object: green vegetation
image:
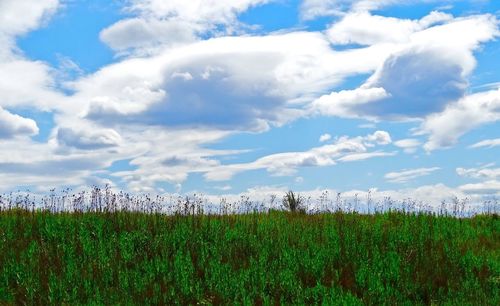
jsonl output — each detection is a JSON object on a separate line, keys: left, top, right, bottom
{"left": 0, "top": 210, "right": 498, "bottom": 305}
{"left": 282, "top": 191, "right": 306, "bottom": 213}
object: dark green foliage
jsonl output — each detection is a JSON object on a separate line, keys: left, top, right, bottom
{"left": 282, "top": 191, "right": 305, "bottom": 213}
{"left": 0, "top": 210, "right": 498, "bottom": 305}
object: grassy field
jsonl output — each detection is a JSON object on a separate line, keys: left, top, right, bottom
{"left": 0, "top": 210, "right": 498, "bottom": 305}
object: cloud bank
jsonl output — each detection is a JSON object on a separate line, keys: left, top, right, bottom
{"left": 0, "top": 0, "right": 498, "bottom": 199}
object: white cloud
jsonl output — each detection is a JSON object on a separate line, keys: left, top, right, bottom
{"left": 419, "top": 88, "right": 500, "bottom": 151}
{"left": 356, "top": 13, "right": 498, "bottom": 119}
{"left": 312, "top": 12, "right": 498, "bottom": 151}
{"left": 71, "top": 9, "right": 495, "bottom": 192}
{"left": 0, "top": 107, "right": 39, "bottom": 138}
{"left": 205, "top": 131, "right": 393, "bottom": 181}
{"left": 71, "top": 31, "right": 385, "bottom": 132}
{"left": 56, "top": 126, "right": 122, "bottom": 150}
{"left": 385, "top": 167, "right": 440, "bottom": 183}
{"left": 0, "top": 59, "right": 66, "bottom": 112}
{"left": 300, "top": 0, "right": 459, "bottom": 20}
{"left": 215, "top": 185, "right": 232, "bottom": 191}
{"left": 327, "top": 11, "right": 452, "bottom": 46}
{"left": 0, "top": 0, "right": 125, "bottom": 191}
{"left": 469, "top": 138, "right": 500, "bottom": 149}
{"left": 319, "top": 133, "right": 331, "bottom": 142}
{"left": 299, "top": 0, "right": 410, "bottom": 20}
{"left": 100, "top": 0, "right": 271, "bottom": 53}
{"left": 0, "top": 136, "right": 131, "bottom": 192}
{"left": 369, "top": 182, "right": 490, "bottom": 209}
{"left": 126, "top": 0, "right": 270, "bottom": 23}
{"left": 473, "top": 81, "right": 500, "bottom": 91}
{"left": 109, "top": 128, "right": 233, "bottom": 192}
{"left": 349, "top": 1, "right": 496, "bottom": 14}
{"left": 300, "top": 0, "right": 349, "bottom": 20}
{"left": 365, "top": 130, "right": 392, "bottom": 145}
{"left": 0, "top": 0, "right": 59, "bottom": 38}
{"left": 456, "top": 166, "right": 500, "bottom": 180}
{"left": 100, "top": 18, "right": 198, "bottom": 53}
{"left": 459, "top": 180, "right": 500, "bottom": 195}
{"left": 394, "top": 138, "right": 421, "bottom": 153}
{"left": 93, "top": 12, "right": 497, "bottom": 145}
{"left": 312, "top": 12, "right": 498, "bottom": 123}
{"left": 456, "top": 164, "right": 500, "bottom": 195}
{"left": 337, "top": 151, "right": 396, "bottom": 162}
{"left": 0, "top": 0, "right": 65, "bottom": 113}
{"left": 0, "top": 0, "right": 498, "bottom": 195}
{"left": 312, "top": 87, "right": 389, "bottom": 118}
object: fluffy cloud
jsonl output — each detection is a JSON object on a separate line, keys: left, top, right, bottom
{"left": 110, "top": 129, "right": 393, "bottom": 190}
{"left": 0, "top": 1, "right": 136, "bottom": 191}
{"left": 0, "top": 0, "right": 120, "bottom": 191}
{"left": 74, "top": 31, "right": 373, "bottom": 131}
{"left": 313, "top": 13, "right": 498, "bottom": 121}
{"left": 319, "top": 133, "right": 332, "bottom": 142}
{"left": 0, "top": 0, "right": 64, "bottom": 112}
{"left": 1, "top": 0, "right": 498, "bottom": 195}
{"left": 100, "top": 0, "right": 271, "bottom": 53}
{"left": 205, "top": 131, "right": 393, "bottom": 181}
{"left": 300, "top": 0, "right": 407, "bottom": 20}
{"left": 455, "top": 163, "right": 500, "bottom": 196}
{"left": 358, "top": 47, "right": 467, "bottom": 118}
{"left": 300, "top": 0, "right": 457, "bottom": 20}
{"left": 0, "top": 107, "right": 39, "bottom": 138}
{"left": 327, "top": 11, "right": 451, "bottom": 45}
{"left": 72, "top": 9, "right": 473, "bottom": 192}
{"left": 126, "top": 0, "right": 270, "bottom": 23}
{"left": 93, "top": 11, "right": 498, "bottom": 136}
{"left": 0, "top": 136, "right": 122, "bottom": 191}
{"left": 364, "top": 130, "right": 392, "bottom": 145}
{"left": 385, "top": 167, "right": 440, "bottom": 183}
{"left": 456, "top": 165, "right": 500, "bottom": 180}
{"left": 311, "top": 87, "right": 389, "bottom": 118}
{"left": 459, "top": 181, "right": 500, "bottom": 195}
{"left": 0, "top": 0, "right": 59, "bottom": 38}
{"left": 110, "top": 128, "right": 233, "bottom": 192}
{"left": 73, "top": 1, "right": 422, "bottom": 191}
{"left": 300, "top": 0, "right": 350, "bottom": 20}
{"left": 419, "top": 88, "right": 500, "bottom": 151}
{"left": 394, "top": 138, "right": 421, "bottom": 154}
{"left": 56, "top": 127, "right": 122, "bottom": 150}
{"left": 100, "top": 18, "right": 198, "bottom": 52}
{"left": 0, "top": 59, "right": 63, "bottom": 110}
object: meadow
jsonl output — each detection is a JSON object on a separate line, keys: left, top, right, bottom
{"left": 0, "top": 189, "right": 499, "bottom": 305}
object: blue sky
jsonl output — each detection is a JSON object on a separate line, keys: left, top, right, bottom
{"left": 0, "top": 0, "right": 499, "bottom": 204}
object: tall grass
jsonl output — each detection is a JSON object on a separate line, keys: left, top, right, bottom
{"left": 0, "top": 209, "right": 498, "bottom": 304}
{"left": 0, "top": 188, "right": 498, "bottom": 304}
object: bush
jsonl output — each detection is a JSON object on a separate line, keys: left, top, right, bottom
{"left": 282, "top": 191, "right": 305, "bottom": 213}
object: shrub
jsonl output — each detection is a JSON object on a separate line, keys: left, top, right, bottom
{"left": 282, "top": 191, "right": 305, "bottom": 213}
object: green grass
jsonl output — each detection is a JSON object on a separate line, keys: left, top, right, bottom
{"left": 0, "top": 210, "right": 498, "bottom": 305}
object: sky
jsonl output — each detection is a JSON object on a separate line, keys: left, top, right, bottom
{"left": 0, "top": 0, "right": 499, "bottom": 206}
